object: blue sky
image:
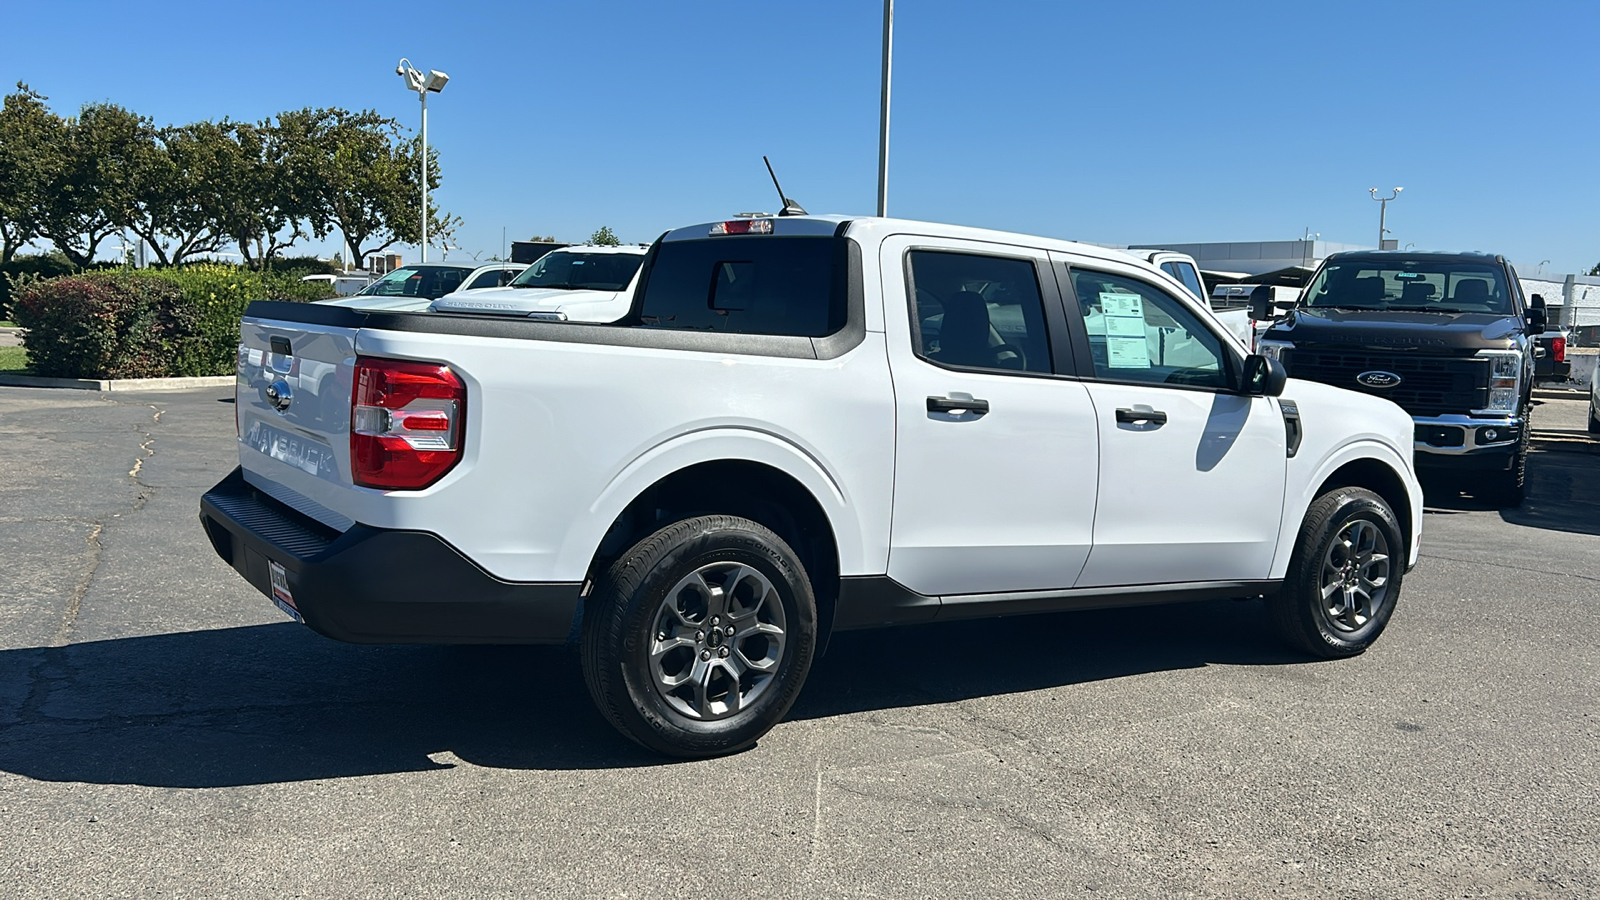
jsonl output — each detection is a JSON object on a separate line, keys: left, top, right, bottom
{"left": 5, "top": 0, "right": 1597, "bottom": 274}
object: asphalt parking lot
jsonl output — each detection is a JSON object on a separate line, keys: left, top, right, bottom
{"left": 1, "top": 385, "right": 1595, "bottom": 898}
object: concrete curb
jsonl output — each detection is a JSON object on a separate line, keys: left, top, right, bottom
{"left": 0, "top": 374, "right": 236, "bottom": 392}
{"left": 1533, "top": 387, "right": 1589, "bottom": 400}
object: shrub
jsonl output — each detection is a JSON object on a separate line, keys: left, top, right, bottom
{"left": 266, "top": 255, "right": 340, "bottom": 276}
{"left": 11, "top": 273, "right": 193, "bottom": 379}
{"left": 0, "top": 253, "right": 77, "bottom": 320}
{"left": 12, "top": 264, "right": 335, "bottom": 379}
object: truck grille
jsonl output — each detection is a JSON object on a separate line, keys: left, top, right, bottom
{"left": 1281, "top": 349, "right": 1489, "bottom": 417}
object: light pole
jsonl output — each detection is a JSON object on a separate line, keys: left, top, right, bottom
{"left": 1369, "top": 186, "right": 1402, "bottom": 248}
{"left": 877, "top": 0, "right": 893, "bottom": 217}
{"left": 396, "top": 58, "right": 449, "bottom": 263}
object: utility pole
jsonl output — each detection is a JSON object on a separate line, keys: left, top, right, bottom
{"left": 1369, "top": 187, "right": 1402, "bottom": 248}
{"left": 877, "top": 0, "right": 893, "bottom": 217}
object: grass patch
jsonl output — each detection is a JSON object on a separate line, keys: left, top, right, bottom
{"left": 0, "top": 345, "right": 31, "bottom": 374}
{"left": 0, "top": 320, "right": 17, "bottom": 328}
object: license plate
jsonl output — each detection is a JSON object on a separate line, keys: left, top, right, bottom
{"left": 268, "top": 560, "right": 303, "bottom": 623}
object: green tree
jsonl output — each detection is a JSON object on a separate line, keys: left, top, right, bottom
{"left": 527, "top": 234, "right": 557, "bottom": 242}
{"left": 189, "top": 119, "right": 310, "bottom": 268}
{"left": 32, "top": 101, "right": 123, "bottom": 267}
{"left": 588, "top": 226, "right": 621, "bottom": 246}
{"left": 0, "top": 83, "right": 59, "bottom": 263}
{"left": 277, "top": 107, "right": 458, "bottom": 264}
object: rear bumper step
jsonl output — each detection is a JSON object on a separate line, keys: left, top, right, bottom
{"left": 200, "top": 467, "right": 581, "bottom": 644}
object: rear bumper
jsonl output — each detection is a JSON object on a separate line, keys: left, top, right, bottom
{"left": 200, "top": 467, "right": 581, "bottom": 644}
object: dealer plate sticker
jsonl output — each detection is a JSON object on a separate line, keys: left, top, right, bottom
{"left": 268, "top": 560, "right": 303, "bottom": 623}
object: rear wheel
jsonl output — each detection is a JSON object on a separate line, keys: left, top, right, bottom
{"left": 581, "top": 515, "right": 817, "bottom": 758}
{"left": 1269, "top": 487, "right": 1404, "bottom": 659}
{"left": 1588, "top": 401, "right": 1600, "bottom": 434}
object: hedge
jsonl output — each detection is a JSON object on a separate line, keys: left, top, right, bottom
{"left": 0, "top": 254, "right": 78, "bottom": 320}
{"left": 11, "top": 265, "right": 336, "bottom": 379}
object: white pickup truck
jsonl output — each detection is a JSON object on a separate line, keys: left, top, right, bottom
{"left": 201, "top": 214, "right": 1422, "bottom": 757}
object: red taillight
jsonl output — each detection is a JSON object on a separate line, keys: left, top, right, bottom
{"left": 1552, "top": 336, "right": 1566, "bottom": 363}
{"left": 350, "top": 356, "right": 465, "bottom": 490}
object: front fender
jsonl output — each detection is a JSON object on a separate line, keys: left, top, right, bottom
{"left": 1270, "top": 437, "right": 1422, "bottom": 577}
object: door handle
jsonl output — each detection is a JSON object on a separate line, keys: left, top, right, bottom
{"left": 1114, "top": 406, "right": 1167, "bottom": 426}
{"left": 927, "top": 396, "right": 990, "bottom": 416}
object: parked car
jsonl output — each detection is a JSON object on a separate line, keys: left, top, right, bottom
{"left": 203, "top": 214, "right": 1422, "bottom": 757}
{"left": 1128, "top": 249, "right": 1252, "bottom": 350}
{"left": 1256, "top": 251, "right": 1543, "bottom": 506}
{"left": 430, "top": 245, "right": 648, "bottom": 322}
{"left": 299, "top": 273, "right": 376, "bottom": 296}
{"left": 1532, "top": 316, "right": 1572, "bottom": 385}
{"left": 323, "top": 262, "right": 526, "bottom": 312}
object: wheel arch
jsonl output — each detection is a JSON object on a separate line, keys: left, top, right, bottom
{"left": 1273, "top": 441, "right": 1421, "bottom": 577}
{"left": 567, "top": 438, "right": 851, "bottom": 649}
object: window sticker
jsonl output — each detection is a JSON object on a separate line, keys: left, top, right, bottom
{"left": 1099, "top": 291, "right": 1150, "bottom": 369}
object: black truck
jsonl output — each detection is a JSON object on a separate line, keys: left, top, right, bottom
{"left": 1255, "top": 251, "right": 1546, "bottom": 506}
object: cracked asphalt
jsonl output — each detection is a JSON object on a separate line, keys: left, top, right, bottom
{"left": 0, "top": 385, "right": 1596, "bottom": 898}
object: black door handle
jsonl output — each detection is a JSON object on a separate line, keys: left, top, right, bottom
{"left": 1115, "top": 406, "right": 1167, "bottom": 426}
{"left": 927, "top": 396, "right": 990, "bottom": 416}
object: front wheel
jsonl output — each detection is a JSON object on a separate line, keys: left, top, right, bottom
{"left": 581, "top": 515, "right": 817, "bottom": 758}
{"left": 1269, "top": 487, "right": 1405, "bottom": 659}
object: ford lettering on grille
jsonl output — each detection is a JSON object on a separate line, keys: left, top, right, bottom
{"left": 1356, "top": 370, "right": 1403, "bottom": 389}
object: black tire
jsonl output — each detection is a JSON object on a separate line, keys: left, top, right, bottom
{"left": 1480, "top": 410, "right": 1530, "bottom": 508}
{"left": 581, "top": 515, "right": 817, "bottom": 758}
{"left": 1588, "top": 403, "right": 1600, "bottom": 435}
{"left": 1269, "top": 487, "right": 1405, "bottom": 659}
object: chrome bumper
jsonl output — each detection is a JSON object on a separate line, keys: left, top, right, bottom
{"left": 1412, "top": 413, "right": 1521, "bottom": 456}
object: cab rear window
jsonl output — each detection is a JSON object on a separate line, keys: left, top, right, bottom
{"left": 636, "top": 237, "right": 847, "bottom": 337}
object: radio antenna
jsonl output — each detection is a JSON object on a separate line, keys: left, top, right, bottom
{"left": 763, "top": 156, "right": 807, "bottom": 217}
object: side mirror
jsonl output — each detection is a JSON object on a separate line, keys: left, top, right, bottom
{"left": 1526, "top": 305, "right": 1547, "bottom": 335}
{"left": 1242, "top": 354, "right": 1287, "bottom": 397}
{"left": 1531, "top": 293, "right": 1546, "bottom": 309}
{"left": 1247, "top": 285, "right": 1275, "bottom": 321}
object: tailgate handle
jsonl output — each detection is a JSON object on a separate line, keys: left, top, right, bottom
{"left": 270, "top": 336, "right": 292, "bottom": 357}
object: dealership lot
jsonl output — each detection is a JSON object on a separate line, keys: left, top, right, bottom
{"left": 0, "top": 385, "right": 1595, "bottom": 898}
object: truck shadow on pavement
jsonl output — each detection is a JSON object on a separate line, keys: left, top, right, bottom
{"left": 0, "top": 598, "right": 1305, "bottom": 787}
{"left": 1422, "top": 447, "right": 1600, "bottom": 537}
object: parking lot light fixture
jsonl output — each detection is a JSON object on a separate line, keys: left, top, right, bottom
{"left": 1370, "top": 187, "right": 1402, "bottom": 248}
{"left": 396, "top": 58, "right": 449, "bottom": 263}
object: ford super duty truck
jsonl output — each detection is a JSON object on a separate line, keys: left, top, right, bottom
{"left": 201, "top": 215, "right": 1422, "bottom": 758}
{"left": 1256, "top": 251, "right": 1544, "bottom": 506}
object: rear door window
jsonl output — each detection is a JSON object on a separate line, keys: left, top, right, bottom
{"left": 907, "top": 250, "right": 1052, "bottom": 374}
{"left": 637, "top": 237, "right": 847, "bottom": 336}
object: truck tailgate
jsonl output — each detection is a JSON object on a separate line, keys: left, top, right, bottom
{"left": 236, "top": 313, "right": 360, "bottom": 530}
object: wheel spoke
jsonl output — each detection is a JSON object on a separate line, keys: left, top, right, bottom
{"left": 690, "top": 658, "right": 713, "bottom": 718}
{"left": 1340, "top": 588, "right": 1361, "bottom": 628}
{"left": 718, "top": 662, "right": 744, "bottom": 714}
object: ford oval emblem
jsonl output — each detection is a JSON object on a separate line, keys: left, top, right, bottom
{"left": 264, "top": 379, "right": 293, "bottom": 412}
{"left": 1356, "top": 370, "right": 1402, "bottom": 389}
